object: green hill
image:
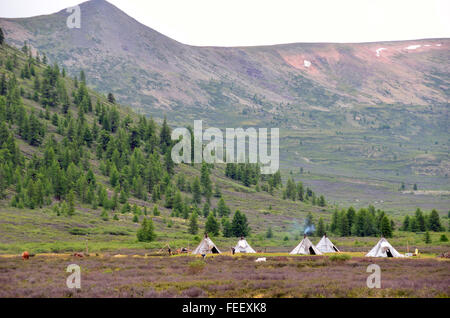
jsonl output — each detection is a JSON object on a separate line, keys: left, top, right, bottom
{"left": 0, "top": 42, "right": 347, "bottom": 254}
{"left": 0, "top": 35, "right": 448, "bottom": 255}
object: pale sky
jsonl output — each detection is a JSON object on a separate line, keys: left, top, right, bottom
{"left": 1, "top": 0, "right": 449, "bottom": 46}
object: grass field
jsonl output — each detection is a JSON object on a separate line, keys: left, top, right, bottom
{"left": 1, "top": 253, "right": 448, "bottom": 298}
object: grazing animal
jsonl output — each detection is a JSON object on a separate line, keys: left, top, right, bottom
{"left": 73, "top": 252, "right": 84, "bottom": 257}
{"left": 22, "top": 251, "right": 30, "bottom": 260}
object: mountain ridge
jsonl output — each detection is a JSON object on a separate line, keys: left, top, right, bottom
{"left": 1, "top": 0, "right": 447, "bottom": 110}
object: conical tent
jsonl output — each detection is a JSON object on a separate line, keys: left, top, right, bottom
{"left": 316, "top": 234, "right": 340, "bottom": 253}
{"left": 234, "top": 238, "right": 256, "bottom": 253}
{"left": 290, "top": 236, "right": 323, "bottom": 255}
{"left": 365, "top": 238, "right": 404, "bottom": 257}
{"left": 192, "top": 235, "right": 221, "bottom": 255}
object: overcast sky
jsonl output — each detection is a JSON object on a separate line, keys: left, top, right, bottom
{"left": 1, "top": 0, "right": 449, "bottom": 46}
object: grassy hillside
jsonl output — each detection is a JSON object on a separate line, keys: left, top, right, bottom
{"left": 0, "top": 43, "right": 340, "bottom": 254}
{"left": 0, "top": 43, "right": 448, "bottom": 256}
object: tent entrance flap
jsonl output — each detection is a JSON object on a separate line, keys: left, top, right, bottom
{"left": 309, "top": 246, "right": 316, "bottom": 255}
{"left": 386, "top": 249, "right": 393, "bottom": 257}
{"left": 212, "top": 247, "right": 219, "bottom": 254}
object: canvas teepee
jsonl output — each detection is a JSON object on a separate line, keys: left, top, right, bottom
{"left": 192, "top": 234, "right": 221, "bottom": 255}
{"left": 290, "top": 235, "right": 323, "bottom": 255}
{"left": 234, "top": 237, "right": 256, "bottom": 253}
{"left": 316, "top": 234, "right": 340, "bottom": 253}
{"left": 365, "top": 237, "right": 404, "bottom": 257}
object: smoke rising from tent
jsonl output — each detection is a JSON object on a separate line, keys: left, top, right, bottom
{"left": 304, "top": 224, "right": 315, "bottom": 235}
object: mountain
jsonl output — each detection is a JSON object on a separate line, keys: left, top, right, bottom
{"left": 1, "top": 0, "right": 449, "bottom": 212}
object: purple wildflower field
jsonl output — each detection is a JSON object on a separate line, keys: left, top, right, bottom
{"left": 0, "top": 254, "right": 448, "bottom": 298}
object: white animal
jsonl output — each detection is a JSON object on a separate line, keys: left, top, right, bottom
{"left": 255, "top": 257, "right": 266, "bottom": 262}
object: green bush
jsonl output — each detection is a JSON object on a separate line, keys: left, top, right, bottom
{"left": 188, "top": 260, "right": 206, "bottom": 274}
{"left": 137, "top": 218, "right": 156, "bottom": 242}
{"left": 329, "top": 254, "right": 351, "bottom": 262}
{"left": 439, "top": 234, "right": 448, "bottom": 242}
{"left": 68, "top": 228, "right": 89, "bottom": 235}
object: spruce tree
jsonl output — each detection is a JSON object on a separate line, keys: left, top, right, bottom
{"left": 401, "top": 215, "right": 410, "bottom": 231}
{"left": 415, "top": 208, "right": 426, "bottom": 231}
{"left": 188, "top": 210, "right": 199, "bottom": 234}
{"left": 428, "top": 209, "right": 442, "bottom": 232}
{"left": 67, "top": 190, "right": 75, "bottom": 216}
{"left": 217, "top": 197, "right": 230, "bottom": 217}
{"left": 200, "top": 162, "right": 212, "bottom": 197}
{"left": 266, "top": 226, "right": 273, "bottom": 238}
{"left": 318, "top": 195, "right": 326, "bottom": 207}
{"left": 221, "top": 217, "right": 233, "bottom": 237}
{"left": 424, "top": 231, "right": 431, "bottom": 244}
{"left": 231, "top": 210, "right": 250, "bottom": 237}
{"left": 213, "top": 183, "right": 221, "bottom": 198}
{"left": 316, "top": 217, "right": 325, "bottom": 237}
{"left": 110, "top": 164, "right": 119, "bottom": 187}
{"left": 202, "top": 202, "right": 210, "bottom": 218}
{"left": 380, "top": 215, "right": 392, "bottom": 238}
{"left": 330, "top": 209, "right": 339, "bottom": 234}
{"left": 205, "top": 212, "right": 220, "bottom": 236}
{"left": 107, "top": 92, "right": 115, "bottom": 104}
{"left": 159, "top": 116, "right": 171, "bottom": 152}
{"left": 285, "top": 177, "right": 296, "bottom": 200}
{"left": 0, "top": 27, "right": 4, "bottom": 45}
{"left": 137, "top": 218, "right": 156, "bottom": 242}
{"left": 192, "top": 177, "right": 201, "bottom": 204}
{"left": 0, "top": 73, "right": 6, "bottom": 95}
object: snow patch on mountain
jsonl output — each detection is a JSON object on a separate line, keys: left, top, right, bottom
{"left": 405, "top": 45, "right": 421, "bottom": 50}
{"left": 376, "top": 48, "right": 386, "bottom": 57}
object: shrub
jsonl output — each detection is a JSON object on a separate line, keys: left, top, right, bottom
{"left": 182, "top": 287, "right": 205, "bottom": 298}
{"left": 188, "top": 260, "right": 206, "bottom": 274}
{"left": 329, "top": 254, "right": 351, "bottom": 262}
{"left": 103, "top": 229, "right": 129, "bottom": 236}
{"left": 100, "top": 209, "right": 109, "bottom": 221}
{"left": 137, "top": 218, "right": 156, "bottom": 242}
{"left": 69, "top": 228, "right": 89, "bottom": 235}
{"left": 266, "top": 227, "right": 273, "bottom": 238}
{"left": 439, "top": 234, "right": 448, "bottom": 242}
